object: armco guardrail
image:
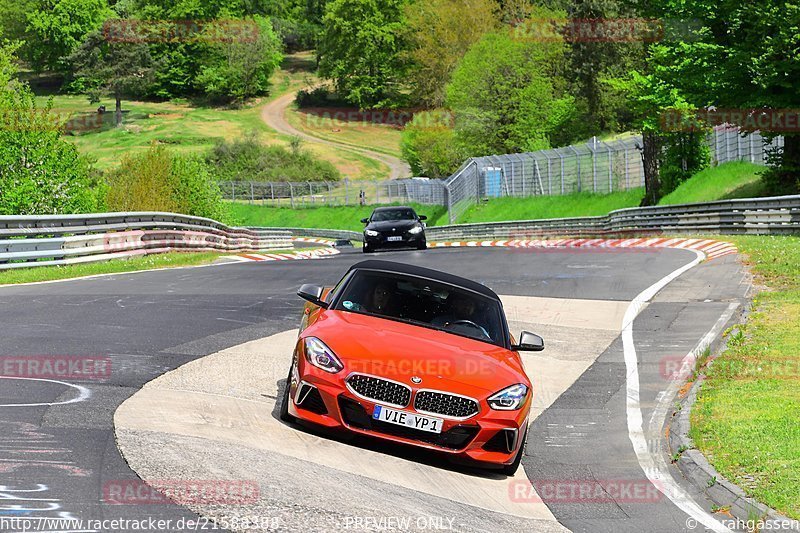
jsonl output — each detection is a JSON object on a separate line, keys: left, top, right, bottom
{"left": 426, "top": 195, "right": 800, "bottom": 240}
{"left": 0, "top": 212, "right": 292, "bottom": 270}
{"left": 260, "top": 195, "right": 800, "bottom": 243}
{"left": 244, "top": 226, "right": 361, "bottom": 242}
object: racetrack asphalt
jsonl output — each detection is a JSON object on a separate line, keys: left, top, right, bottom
{"left": 0, "top": 245, "right": 749, "bottom": 532}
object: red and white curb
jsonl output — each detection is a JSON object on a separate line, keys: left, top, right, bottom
{"left": 429, "top": 237, "right": 737, "bottom": 260}
{"left": 293, "top": 236, "right": 337, "bottom": 246}
{"left": 225, "top": 247, "right": 340, "bottom": 263}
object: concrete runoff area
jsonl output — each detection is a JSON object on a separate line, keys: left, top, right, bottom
{"left": 115, "top": 296, "right": 629, "bottom": 531}
{"left": 0, "top": 245, "right": 750, "bottom": 532}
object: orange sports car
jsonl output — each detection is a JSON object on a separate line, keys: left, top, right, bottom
{"left": 279, "top": 260, "right": 543, "bottom": 474}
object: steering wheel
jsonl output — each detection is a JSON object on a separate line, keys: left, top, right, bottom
{"left": 445, "top": 320, "right": 491, "bottom": 340}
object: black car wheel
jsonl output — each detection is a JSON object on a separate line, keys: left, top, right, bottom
{"left": 362, "top": 243, "right": 373, "bottom": 253}
{"left": 279, "top": 361, "right": 296, "bottom": 423}
{"left": 417, "top": 240, "right": 427, "bottom": 250}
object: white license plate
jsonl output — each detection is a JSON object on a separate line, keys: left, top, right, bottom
{"left": 386, "top": 236, "right": 403, "bottom": 242}
{"left": 373, "top": 405, "right": 443, "bottom": 433}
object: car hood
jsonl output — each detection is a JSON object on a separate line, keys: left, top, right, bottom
{"left": 365, "top": 220, "right": 419, "bottom": 232}
{"left": 304, "top": 310, "right": 529, "bottom": 397}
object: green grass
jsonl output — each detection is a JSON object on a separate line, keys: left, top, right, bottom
{"left": 285, "top": 105, "right": 404, "bottom": 158}
{"left": 230, "top": 203, "right": 448, "bottom": 232}
{"left": 458, "top": 188, "right": 645, "bottom": 223}
{"left": 0, "top": 252, "right": 226, "bottom": 285}
{"left": 659, "top": 162, "right": 767, "bottom": 205}
{"left": 690, "top": 235, "right": 800, "bottom": 520}
{"left": 35, "top": 53, "right": 388, "bottom": 180}
{"left": 453, "top": 161, "right": 768, "bottom": 224}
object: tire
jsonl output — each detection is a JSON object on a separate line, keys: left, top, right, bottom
{"left": 279, "top": 361, "right": 296, "bottom": 423}
{"left": 362, "top": 244, "right": 373, "bottom": 253}
{"left": 501, "top": 426, "right": 528, "bottom": 476}
{"left": 417, "top": 240, "right": 427, "bottom": 250}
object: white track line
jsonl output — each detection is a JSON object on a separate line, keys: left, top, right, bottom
{"left": 0, "top": 377, "right": 92, "bottom": 407}
{"left": 622, "top": 249, "right": 734, "bottom": 533}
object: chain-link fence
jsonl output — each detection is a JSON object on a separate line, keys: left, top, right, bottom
{"left": 222, "top": 128, "right": 783, "bottom": 223}
{"left": 710, "top": 127, "right": 782, "bottom": 165}
{"left": 221, "top": 178, "right": 447, "bottom": 208}
{"left": 444, "top": 128, "right": 783, "bottom": 222}
{"left": 444, "top": 136, "right": 646, "bottom": 222}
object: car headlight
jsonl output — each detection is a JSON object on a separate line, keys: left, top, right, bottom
{"left": 303, "top": 337, "right": 344, "bottom": 373}
{"left": 364, "top": 229, "right": 379, "bottom": 237}
{"left": 408, "top": 225, "right": 423, "bottom": 234}
{"left": 487, "top": 384, "right": 528, "bottom": 410}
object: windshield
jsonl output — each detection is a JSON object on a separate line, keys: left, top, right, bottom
{"left": 333, "top": 270, "right": 506, "bottom": 347}
{"left": 371, "top": 209, "right": 416, "bottom": 222}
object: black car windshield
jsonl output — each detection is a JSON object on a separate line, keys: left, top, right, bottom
{"left": 371, "top": 209, "right": 416, "bottom": 222}
{"left": 333, "top": 270, "right": 506, "bottom": 347}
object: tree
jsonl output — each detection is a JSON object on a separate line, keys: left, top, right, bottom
{"left": 0, "top": 43, "right": 101, "bottom": 214}
{"left": 68, "top": 30, "right": 156, "bottom": 126}
{"left": 611, "top": 71, "right": 707, "bottom": 205}
{"left": 401, "top": 110, "right": 466, "bottom": 178}
{"left": 196, "top": 16, "right": 283, "bottom": 104}
{"left": 641, "top": 0, "right": 800, "bottom": 194}
{"left": 563, "top": 0, "right": 644, "bottom": 133}
{"left": 317, "top": 0, "right": 408, "bottom": 109}
{"left": 403, "top": 0, "right": 498, "bottom": 108}
{"left": 24, "top": 0, "right": 112, "bottom": 71}
{"left": 445, "top": 17, "right": 577, "bottom": 156}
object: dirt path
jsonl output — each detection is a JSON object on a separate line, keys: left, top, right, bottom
{"left": 261, "top": 91, "right": 411, "bottom": 180}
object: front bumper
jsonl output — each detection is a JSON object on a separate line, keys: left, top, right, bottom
{"left": 287, "top": 360, "right": 530, "bottom": 466}
{"left": 363, "top": 231, "right": 425, "bottom": 249}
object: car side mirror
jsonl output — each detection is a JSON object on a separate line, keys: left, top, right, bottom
{"left": 514, "top": 331, "right": 544, "bottom": 351}
{"left": 360, "top": 218, "right": 369, "bottom": 224}
{"left": 418, "top": 215, "right": 427, "bottom": 221}
{"left": 297, "top": 284, "right": 328, "bottom": 308}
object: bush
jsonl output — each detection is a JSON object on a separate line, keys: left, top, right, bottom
{"left": 195, "top": 16, "right": 283, "bottom": 104}
{"left": 106, "top": 144, "right": 226, "bottom": 221}
{"left": 0, "top": 43, "right": 102, "bottom": 215}
{"left": 401, "top": 110, "right": 466, "bottom": 178}
{"left": 207, "top": 132, "right": 340, "bottom": 182}
{"left": 295, "top": 86, "right": 348, "bottom": 108}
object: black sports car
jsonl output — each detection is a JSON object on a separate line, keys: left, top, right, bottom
{"left": 361, "top": 206, "right": 427, "bottom": 253}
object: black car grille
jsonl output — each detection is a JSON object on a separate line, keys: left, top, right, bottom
{"left": 346, "top": 374, "right": 411, "bottom": 407}
{"left": 414, "top": 390, "right": 480, "bottom": 418}
{"left": 338, "top": 396, "right": 479, "bottom": 450}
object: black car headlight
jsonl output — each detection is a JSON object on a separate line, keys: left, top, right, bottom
{"left": 364, "top": 229, "right": 379, "bottom": 237}
{"left": 304, "top": 337, "right": 344, "bottom": 373}
{"left": 408, "top": 225, "right": 423, "bottom": 234}
{"left": 487, "top": 384, "right": 529, "bottom": 410}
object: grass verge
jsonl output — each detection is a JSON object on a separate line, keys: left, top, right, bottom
{"left": 230, "top": 203, "right": 448, "bottom": 231}
{"left": 0, "top": 252, "right": 227, "bottom": 285}
{"left": 659, "top": 162, "right": 767, "bottom": 205}
{"left": 458, "top": 188, "right": 645, "bottom": 223}
{"left": 690, "top": 235, "right": 800, "bottom": 520}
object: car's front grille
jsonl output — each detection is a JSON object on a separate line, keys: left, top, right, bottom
{"left": 414, "top": 390, "right": 480, "bottom": 418}
{"left": 337, "top": 396, "right": 479, "bottom": 450}
{"left": 346, "top": 374, "right": 411, "bottom": 407}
